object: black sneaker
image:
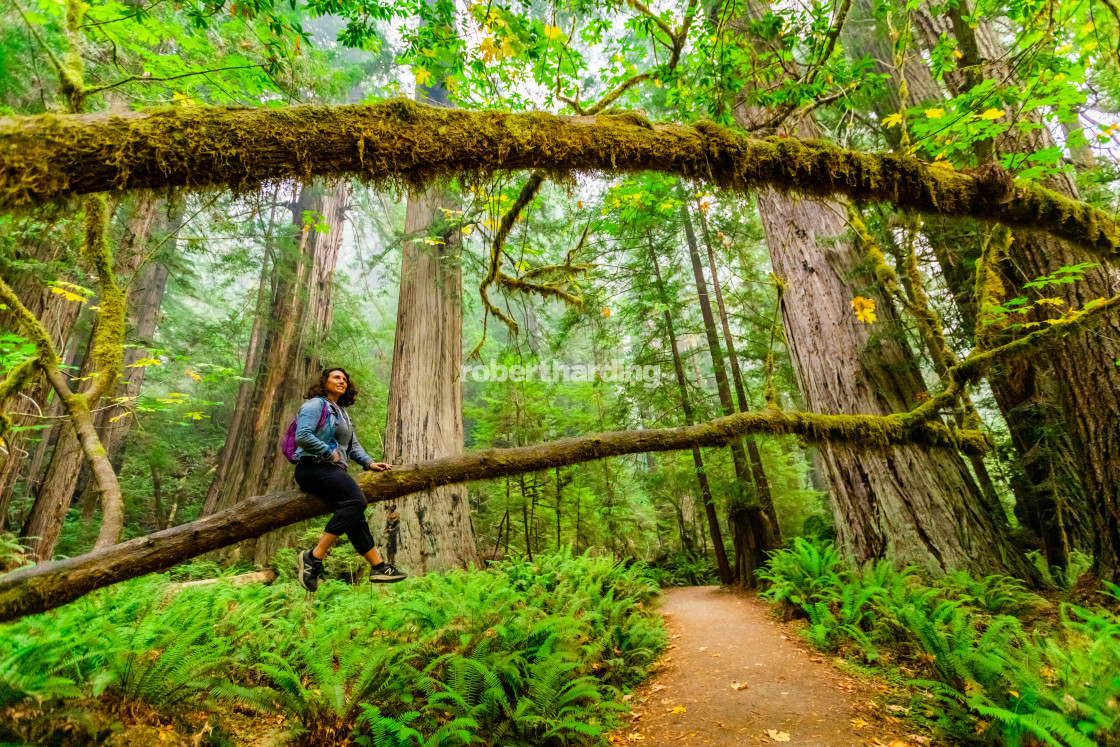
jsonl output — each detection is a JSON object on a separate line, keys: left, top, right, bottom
{"left": 369, "top": 563, "right": 407, "bottom": 584}
{"left": 297, "top": 549, "right": 324, "bottom": 592}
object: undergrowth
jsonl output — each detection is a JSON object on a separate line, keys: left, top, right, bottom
{"left": 0, "top": 549, "right": 665, "bottom": 746}
{"left": 760, "top": 538, "right": 1120, "bottom": 747}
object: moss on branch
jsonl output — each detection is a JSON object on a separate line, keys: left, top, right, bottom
{"left": 1, "top": 100, "right": 1118, "bottom": 260}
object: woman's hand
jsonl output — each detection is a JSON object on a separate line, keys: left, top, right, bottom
{"left": 332, "top": 452, "right": 342, "bottom": 463}
{"left": 366, "top": 462, "right": 393, "bottom": 472}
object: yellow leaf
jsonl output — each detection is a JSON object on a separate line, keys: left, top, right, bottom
{"left": 924, "top": 108, "right": 945, "bottom": 119}
{"left": 1036, "top": 297, "right": 1065, "bottom": 306}
{"left": 698, "top": 200, "right": 711, "bottom": 214}
{"left": 670, "top": 706, "right": 686, "bottom": 714}
{"left": 600, "top": 307, "right": 611, "bottom": 317}
{"left": 1009, "top": 690, "right": 1019, "bottom": 698}
{"left": 186, "top": 369, "right": 202, "bottom": 381}
{"left": 626, "top": 735, "right": 644, "bottom": 742}
{"left": 50, "top": 287, "right": 88, "bottom": 304}
{"left": 851, "top": 296, "right": 877, "bottom": 324}
{"left": 731, "top": 681, "right": 748, "bottom": 690}
{"left": 851, "top": 717, "right": 869, "bottom": 729}
{"left": 543, "top": 25, "right": 563, "bottom": 39}
{"left": 461, "top": 225, "right": 473, "bottom": 236}
{"left": 577, "top": 201, "right": 584, "bottom": 209}
{"left": 977, "top": 108, "right": 1005, "bottom": 120}
{"left": 766, "top": 730, "right": 791, "bottom": 742}
{"left": 953, "top": 49, "right": 963, "bottom": 59}
{"left": 109, "top": 412, "right": 133, "bottom": 424}
{"left": 882, "top": 112, "right": 904, "bottom": 128}
{"left": 128, "top": 358, "right": 162, "bottom": 368}
{"left": 414, "top": 67, "right": 432, "bottom": 87}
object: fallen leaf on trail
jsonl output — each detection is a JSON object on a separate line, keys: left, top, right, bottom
{"left": 808, "top": 656, "right": 823, "bottom": 663}
{"left": 671, "top": 634, "right": 681, "bottom": 640}
{"left": 698, "top": 647, "right": 708, "bottom": 651}
{"left": 660, "top": 698, "right": 673, "bottom": 706}
{"left": 908, "top": 735, "right": 930, "bottom": 744}
{"left": 671, "top": 706, "right": 686, "bottom": 714}
{"left": 650, "top": 684, "right": 665, "bottom": 692}
{"left": 851, "top": 718, "right": 870, "bottom": 729}
{"left": 627, "top": 734, "right": 644, "bottom": 742}
{"left": 710, "top": 653, "right": 721, "bottom": 657}
{"left": 766, "top": 729, "right": 791, "bottom": 742}
{"left": 886, "top": 705, "right": 910, "bottom": 713}
{"left": 731, "top": 681, "right": 748, "bottom": 691}
{"left": 887, "top": 740, "right": 912, "bottom": 747}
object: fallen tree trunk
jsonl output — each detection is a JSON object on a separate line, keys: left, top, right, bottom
{"left": 0, "top": 407, "right": 981, "bottom": 623}
{"left": 0, "top": 100, "right": 1116, "bottom": 260}
{"left": 165, "top": 569, "right": 276, "bottom": 592}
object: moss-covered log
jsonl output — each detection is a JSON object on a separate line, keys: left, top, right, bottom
{"left": 0, "top": 407, "right": 983, "bottom": 622}
{"left": 1, "top": 100, "right": 1118, "bottom": 260}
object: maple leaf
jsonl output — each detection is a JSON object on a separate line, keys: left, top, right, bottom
{"left": 186, "top": 369, "right": 202, "bottom": 382}
{"left": 600, "top": 307, "right": 611, "bottom": 317}
{"left": 924, "top": 108, "right": 945, "bottom": 119}
{"left": 730, "top": 681, "right": 748, "bottom": 691}
{"left": 851, "top": 717, "right": 869, "bottom": 729}
{"left": 543, "top": 25, "right": 563, "bottom": 39}
{"left": 882, "top": 112, "right": 904, "bottom": 128}
{"left": 698, "top": 201, "right": 711, "bottom": 214}
{"left": 977, "top": 108, "right": 1005, "bottom": 120}
{"left": 851, "top": 296, "right": 877, "bottom": 324}
{"left": 670, "top": 706, "right": 686, "bottom": 714}
{"left": 766, "top": 729, "right": 791, "bottom": 742}
{"left": 414, "top": 67, "right": 433, "bottom": 86}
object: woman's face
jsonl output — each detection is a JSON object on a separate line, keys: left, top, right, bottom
{"left": 326, "top": 370, "right": 349, "bottom": 397}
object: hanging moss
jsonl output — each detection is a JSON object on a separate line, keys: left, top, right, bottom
{"left": 79, "top": 194, "right": 126, "bottom": 402}
{"left": 0, "top": 357, "right": 39, "bottom": 441}
{"left": 1, "top": 102, "right": 1118, "bottom": 260}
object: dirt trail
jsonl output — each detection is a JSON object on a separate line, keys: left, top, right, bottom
{"left": 616, "top": 586, "right": 913, "bottom": 746}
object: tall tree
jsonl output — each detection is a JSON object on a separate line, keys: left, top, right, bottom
{"left": 728, "top": 4, "right": 1031, "bottom": 576}
{"left": 18, "top": 197, "right": 159, "bottom": 559}
{"left": 648, "top": 232, "right": 733, "bottom": 585}
{"left": 202, "top": 181, "right": 347, "bottom": 562}
{"left": 376, "top": 80, "right": 478, "bottom": 574}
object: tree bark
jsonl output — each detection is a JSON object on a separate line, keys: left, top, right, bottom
{"left": 0, "top": 402, "right": 998, "bottom": 622}
{"left": 2, "top": 103, "right": 1118, "bottom": 261}
{"left": 914, "top": 6, "right": 1120, "bottom": 579}
{"left": 379, "top": 144, "right": 477, "bottom": 572}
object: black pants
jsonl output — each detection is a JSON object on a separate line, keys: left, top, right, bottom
{"left": 294, "top": 459, "right": 376, "bottom": 556}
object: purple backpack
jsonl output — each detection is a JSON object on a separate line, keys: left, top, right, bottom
{"left": 281, "top": 398, "right": 330, "bottom": 464}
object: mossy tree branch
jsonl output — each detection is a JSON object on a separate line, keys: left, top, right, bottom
{"left": 0, "top": 275, "right": 126, "bottom": 550}
{"left": 1, "top": 281, "right": 1115, "bottom": 621}
{"left": 3, "top": 101, "right": 1118, "bottom": 260}
{"left": 0, "top": 405, "right": 989, "bottom": 623}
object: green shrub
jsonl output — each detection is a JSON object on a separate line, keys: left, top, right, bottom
{"left": 761, "top": 539, "right": 1119, "bottom": 747}
{"left": 0, "top": 550, "right": 665, "bottom": 746}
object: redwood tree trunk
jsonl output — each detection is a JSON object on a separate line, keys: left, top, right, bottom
{"left": 379, "top": 183, "right": 478, "bottom": 573}
{"left": 914, "top": 7, "right": 1118, "bottom": 577}
{"left": 201, "top": 181, "right": 347, "bottom": 564}
{"left": 19, "top": 197, "right": 159, "bottom": 559}
{"left": 0, "top": 212, "right": 86, "bottom": 526}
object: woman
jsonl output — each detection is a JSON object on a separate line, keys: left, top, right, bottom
{"left": 293, "top": 367, "right": 406, "bottom": 591}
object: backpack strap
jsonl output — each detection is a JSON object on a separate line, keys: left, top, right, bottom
{"left": 317, "top": 397, "right": 330, "bottom": 429}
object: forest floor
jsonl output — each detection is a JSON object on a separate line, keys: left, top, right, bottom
{"left": 612, "top": 586, "right": 923, "bottom": 747}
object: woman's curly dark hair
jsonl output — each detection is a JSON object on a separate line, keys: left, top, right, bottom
{"left": 305, "top": 367, "right": 358, "bottom": 407}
